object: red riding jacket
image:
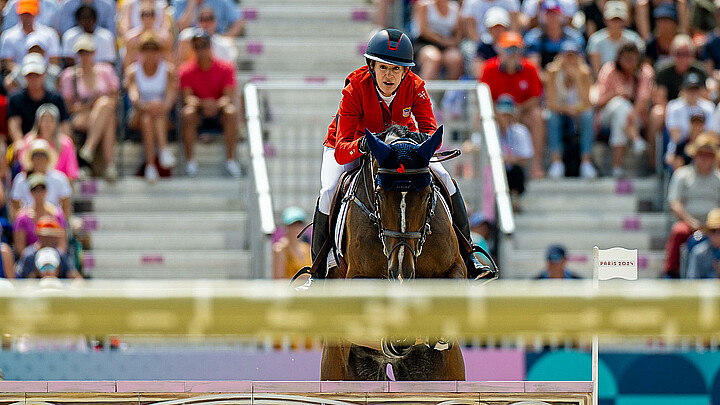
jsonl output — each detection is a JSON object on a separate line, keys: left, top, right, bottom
{"left": 323, "top": 66, "right": 437, "bottom": 164}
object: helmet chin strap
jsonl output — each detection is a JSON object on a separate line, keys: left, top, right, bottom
{"left": 366, "top": 59, "right": 410, "bottom": 96}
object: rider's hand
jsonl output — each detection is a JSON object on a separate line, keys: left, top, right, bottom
{"left": 358, "top": 137, "right": 369, "bottom": 155}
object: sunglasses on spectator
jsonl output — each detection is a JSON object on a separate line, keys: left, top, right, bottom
{"left": 31, "top": 185, "right": 47, "bottom": 191}
{"left": 141, "top": 11, "right": 155, "bottom": 17}
{"left": 39, "top": 264, "right": 57, "bottom": 274}
{"left": 503, "top": 46, "right": 523, "bottom": 54}
{"left": 708, "top": 228, "right": 720, "bottom": 234}
{"left": 199, "top": 15, "right": 215, "bottom": 22}
{"left": 674, "top": 51, "right": 692, "bottom": 57}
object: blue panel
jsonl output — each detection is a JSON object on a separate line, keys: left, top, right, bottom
{"left": 619, "top": 355, "right": 706, "bottom": 394}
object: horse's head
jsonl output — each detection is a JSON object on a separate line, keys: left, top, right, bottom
{"left": 364, "top": 125, "right": 443, "bottom": 281}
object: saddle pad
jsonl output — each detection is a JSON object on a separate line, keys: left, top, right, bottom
{"left": 328, "top": 174, "right": 359, "bottom": 270}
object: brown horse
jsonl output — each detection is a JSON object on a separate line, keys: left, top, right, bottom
{"left": 320, "top": 125, "right": 466, "bottom": 381}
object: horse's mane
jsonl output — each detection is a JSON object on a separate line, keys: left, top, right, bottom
{"left": 382, "top": 125, "right": 429, "bottom": 145}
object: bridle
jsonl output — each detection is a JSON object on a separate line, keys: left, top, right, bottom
{"left": 346, "top": 147, "right": 437, "bottom": 278}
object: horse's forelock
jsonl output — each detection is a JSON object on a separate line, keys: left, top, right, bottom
{"left": 383, "top": 125, "right": 425, "bottom": 145}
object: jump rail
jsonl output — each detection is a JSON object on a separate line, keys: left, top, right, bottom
{"left": 0, "top": 279, "right": 718, "bottom": 339}
{"left": 0, "top": 380, "right": 593, "bottom": 404}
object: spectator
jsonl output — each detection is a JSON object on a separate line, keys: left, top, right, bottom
{"left": 519, "top": 0, "right": 577, "bottom": 29}
{"left": 11, "top": 139, "right": 72, "bottom": 220}
{"left": 462, "top": 0, "right": 520, "bottom": 43}
{"left": 645, "top": 3, "right": 678, "bottom": 66}
{"left": 176, "top": 8, "right": 237, "bottom": 65}
{"left": 117, "top": 0, "right": 170, "bottom": 39}
{"left": 594, "top": 42, "right": 654, "bottom": 177}
{"left": 535, "top": 244, "right": 582, "bottom": 279}
{"left": 648, "top": 35, "right": 706, "bottom": 167}
{"left": 410, "top": 0, "right": 463, "bottom": 80}
{"left": 7, "top": 54, "right": 70, "bottom": 145}
{"left": 655, "top": 35, "right": 706, "bottom": 104}
{"left": 59, "top": 35, "right": 120, "bottom": 182}
{"left": 472, "top": 7, "right": 509, "bottom": 78}
{"left": 701, "top": 3, "right": 720, "bottom": 82}
{"left": 470, "top": 212, "right": 493, "bottom": 253}
{"left": 123, "top": 1, "right": 172, "bottom": 67}
{"left": 13, "top": 173, "right": 67, "bottom": 255}
{"left": 494, "top": 95, "right": 533, "bottom": 203}
{"left": 665, "top": 73, "right": 715, "bottom": 170}
{"left": 61, "top": 5, "right": 116, "bottom": 66}
{"left": 581, "top": 0, "right": 606, "bottom": 38}
{"left": 52, "top": 0, "right": 115, "bottom": 35}
{"left": 179, "top": 30, "right": 240, "bottom": 178}
{"left": 175, "top": 0, "right": 244, "bottom": 37}
{"left": 0, "top": 0, "right": 61, "bottom": 72}
{"left": 480, "top": 32, "right": 545, "bottom": 178}
{"left": 668, "top": 113, "right": 711, "bottom": 170}
{"left": 546, "top": 42, "right": 597, "bottom": 179}
{"left": 0, "top": 233, "right": 15, "bottom": 279}
{"left": 125, "top": 33, "right": 177, "bottom": 183}
{"left": 1, "top": 0, "right": 58, "bottom": 31}
{"left": 687, "top": 208, "right": 720, "bottom": 278}
{"left": 523, "top": 0, "right": 585, "bottom": 70}
{"left": 272, "top": 207, "right": 311, "bottom": 279}
{"left": 664, "top": 133, "right": 720, "bottom": 278}
{"left": 3, "top": 34, "right": 62, "bottom": 94}
{"left": 17, "top": 217, "right": 81, "bottom": 279}
{"left": 586, "top": 1, "right": 645, "bottom": 77}
{"left": 635, "top": 0, "right": 689, "bottom": 40}
{"left": 19, "top": 103, "right": 78, "bottom": 181}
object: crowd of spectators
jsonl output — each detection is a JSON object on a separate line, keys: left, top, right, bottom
{"left": 382, "top": 0, "right": 720, "bottom": 279}
{"left": 0, "top": 0, "right": 245, "bottom": 279}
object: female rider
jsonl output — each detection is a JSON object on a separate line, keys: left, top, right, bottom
{"left": 312, "top": 28, "right": 485, "bottom": 278}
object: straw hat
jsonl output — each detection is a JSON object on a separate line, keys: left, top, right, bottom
{"left": 686, "top": 133, "right": 720, "bottom": 158}
{"left": 703, "top": 208, "right": 720, "bottom": 232}
{"left": 22, "top": 138, "right": 58, "bottom": 171}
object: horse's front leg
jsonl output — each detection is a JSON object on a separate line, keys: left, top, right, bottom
{"left": 442, "top": 258, "right": 466, "bottom": 279}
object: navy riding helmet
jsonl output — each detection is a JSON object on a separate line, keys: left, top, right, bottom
{"left": 364, "top": 29, "right": 415, "bottom": 67}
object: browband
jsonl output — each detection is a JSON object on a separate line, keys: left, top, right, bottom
{"left": 377, "top": 167, "right": 430, "bottom": 175}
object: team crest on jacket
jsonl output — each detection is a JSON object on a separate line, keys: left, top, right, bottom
{"left": 403, "top": 107, "right": 411, "bottom": 117}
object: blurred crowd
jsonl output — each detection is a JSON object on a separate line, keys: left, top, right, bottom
{"left": 374, "top": 0, "right": 720, "bottom": 279}
{"left": 0, "top": 0, "right": 246, "bottom": 279}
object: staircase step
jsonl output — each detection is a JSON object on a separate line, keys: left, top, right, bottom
{"left": 87, "top": 231, "right": 245, "bottom": 250}
{"left": 514, "top": 212, "right": 669, "bottom": 232}
{"left": 242, "top": 0, "right": 369, "bottom": 5}
{"left": 504, "top": 249, "right": 665, "bottom": 279}
{"left": 75, "top": 178, "right": 246, "bottom": 197}
{"left": 83, "top": 250, "right": 250, "bottom": 270}
{"left": 245, "top": 21, "right": 374, "bottom": 38}
{"left": 526, "top": 177, "right": 659, "bottom": 197}
{"left": 241, "top": 5, "right": 374, "bottom": 20}
{"left": 519, "top": 194, "right": 638, "bottom": 213}
{"left": 86, "top": 265, "right": 252, "bottom": 279}
{"left": 512, "top": 229, "right": 652, "bottom": 250}
{"left": 79, "top": 212, "right": 246, "bottom": 232}
{"left": 79, "top": 195, "right": 244, "bottom": 213}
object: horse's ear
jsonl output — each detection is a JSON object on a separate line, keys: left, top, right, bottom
{"left": 364, "top": 128, "right": 392, "bottom": 163}
{"left": 416, "top": 126, "right": 443, "bottom": 163}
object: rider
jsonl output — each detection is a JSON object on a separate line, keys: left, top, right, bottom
{"left": 311, "top": 28, "right": 487, "bottom": 279}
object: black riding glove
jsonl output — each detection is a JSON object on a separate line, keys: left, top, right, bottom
{"left": 359, "top": 137, "right": 369, "bottom": 155}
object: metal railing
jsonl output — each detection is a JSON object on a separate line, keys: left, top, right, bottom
{"left": 243, "top": 81, "right": 515, "bottom": 275}
{"left": 244, "top": 83, "right": 276, "bottom": 278}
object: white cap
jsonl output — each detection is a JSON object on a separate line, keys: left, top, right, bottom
{"left": 485, "top": 6, "right": 510, "bottom": 28}
{"left": 73, "top": 33, "right": 96, "bottom": 53}
{"left": 35, "top": 247, "right": 60, "bottom": 273}
{"left": 21, "top": 52, "right": 46, "bottom": 76}
{"left": 25, "top": 31, "right": 45, "bottom": 51}
{"left": 604, "top": 1, "right": 628, "bottom": 20}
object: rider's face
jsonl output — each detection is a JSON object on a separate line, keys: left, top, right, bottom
{"left": 373, "top": 62, "right": 405, "bottom": 97}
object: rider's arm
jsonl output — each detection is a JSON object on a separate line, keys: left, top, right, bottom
{"left": 411, "top": 81, "right": 438, "bottom": 136}
{"left": 333, "top": 83, "right": 364, "bottom": 165}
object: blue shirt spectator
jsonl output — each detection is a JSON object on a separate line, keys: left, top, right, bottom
{"left": 687, "top": 209, "right": 720, "bottom": 279}
{"left": 52, "top": 0, "right": 115, "bottom": 34}
{"left": 1, "top": 0, "right": 59, "bottom": 31}
{"left": 174, "top": 0, "right": 243, "bottom": 36}
{"left": 535, "top": 244, "right": 582, "bottom": 279}
{"left": 701, "top": 29, "right": 720, "bottom": 70}
{"left": 524, "top": 26, "right": 585, "bottom": 68}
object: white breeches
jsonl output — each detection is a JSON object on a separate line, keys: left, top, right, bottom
{"left": 318, "top": 146, "right": 456, "bottom": 215}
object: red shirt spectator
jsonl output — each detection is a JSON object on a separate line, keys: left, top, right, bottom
{"left": 479, "top": 56, "right": 542, "bottom": 104}
{"left": 179, "top": 57, "right": 235, "bottom": 100}
{"left": 323, "top": 66, "right": 436, "bottom": 164}
{"left": 0, "top": 95, "right": 7, "bottom": 139}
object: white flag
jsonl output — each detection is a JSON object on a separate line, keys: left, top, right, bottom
{"left": 594, "top": 246, "right": 638, "bottom": 280}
